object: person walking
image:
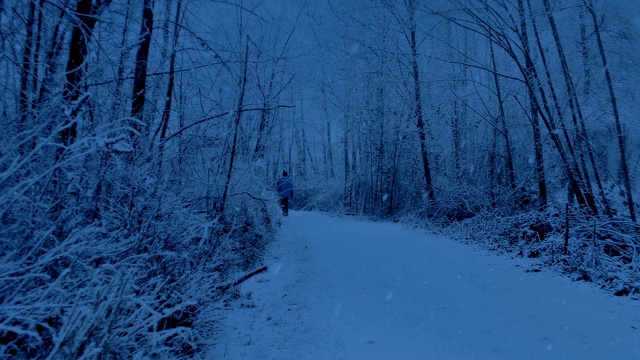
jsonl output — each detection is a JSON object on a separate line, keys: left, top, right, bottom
{"left": 276, "top": 171, "right": 294, "bottom": 216}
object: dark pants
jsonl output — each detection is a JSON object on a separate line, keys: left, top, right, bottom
{"left": 280, "top": 197, "right": 289, "bottom": 216}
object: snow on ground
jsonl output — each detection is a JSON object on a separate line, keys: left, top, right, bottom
{"left": 208, "top": 211, "right": 640, "bottom": 359}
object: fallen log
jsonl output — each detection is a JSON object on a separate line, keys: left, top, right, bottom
{"left": 216, "top": 265, "right": 268, "bottom": 292}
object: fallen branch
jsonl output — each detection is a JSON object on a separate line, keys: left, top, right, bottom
{"left": 229, "top": 191, "right": 274, "bottom": 202}
{"left": 216, "top": 265, "right": 268, "bottom": 292}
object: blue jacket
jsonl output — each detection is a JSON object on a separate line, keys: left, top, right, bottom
{"left": 276, "top": 177, "right": 294, "bottom": 198}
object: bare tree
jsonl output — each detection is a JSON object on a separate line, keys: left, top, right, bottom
{"left": 489, "top": 40, "right": 516, "bottom": 192}
{"left": 407, "top": 0, "right": 435, "bottom": 204}
{"left": 158, "top": 0, "right": 182, "bottom": 142}
{"left": 18, "top": 0, "right": 36, "bottom": 132}
{"left": 584, "top": 0, "right": 636, "bottom": 222}
{"left": 130, "top": 0, "right": 154, "bottom": 148}
{"left": 517, "top": 0, "right": 547, "bottom": 208}
{"left": 541, "top": 0, "right": 609, "bottom": 216}
{"left": 221, "top": 38, "right": 250, "bottom": 213}
{"left": 61, "top": 0, "right": 111, "bottom": 146}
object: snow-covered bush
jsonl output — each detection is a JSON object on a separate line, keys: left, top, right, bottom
{"left": 445, "top": 203, "right": 640, "bottom": 298}
{"left": 0, "top": 126, "right": 278, "bottom": 358}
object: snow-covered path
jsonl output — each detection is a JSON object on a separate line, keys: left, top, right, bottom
{"left": 209, "top": 211, "right": 640, "bottom": 359}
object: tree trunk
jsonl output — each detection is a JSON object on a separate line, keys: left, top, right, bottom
{"left": 489, "top": 41, "right": 516, "bottom": 191}
{"left": 408, "top": 0, "right": 435, "bottom": 204}
{"left": 159, "top": 0, "right": 182, "bottom": 142}
{"left": 579, "top": 9, "right": 591, "bottom": 100}
{"left": 344, "top": 126, "right": 350, "bottom": 209}
{"left": 521, "top": 65, "right": 590, "bottom": 212}
{"left": 518, "top": 0, "right": 547, "bottom": 209}
{"left": 542, "top": 0, "right": 605, "bottom": 216}
{"left": 526, "top": 0, "right": 589, "bottom": 207}
{"left": 585, "top": 1, "right": 636, "bottom": 222}
{"left": 302, "top": 127, "right": 317, "bottom": 177}
{"left": 527, "top": 0, "right": 578, "bottom": 164}
{"left": 36, "top": 9, "right": 65, "bottom": 108}
{"left": 387, "top": 123, "right": 400, "bottom": 215}
{"left": 491, "top": 2, "right": 590, "bottom": 212}
{"left": 18, "top": 0, "right": 36, "bottom": 132}
{"left": 489, "top": 125, "right": 498, "bottom": 207}
{"left": 110, "top": 0, "right": 131, "bottom": 117}
{"left": 253, "top": 69, "right": 275, "bottom": 160}
{"left": 377, "top": 101, "right": 385, "bottom": 213}
{"left": 326, "top": 116, "right": 335, "bottom": 178}
{"left": 61, "top": 0, "right": 109, "bottom": 147}
{"left": 130, "top": 0, "right": 154, "bottom": 148}
{"left": 294, "top": 127, "right": 307, "bottom": 180}
{"left": 254, "top": 25, "right": 295, "bottom": 166}
{"left": 220, "top": 39, "right": 249, "bottom": 214}
{"left": 32, "top": 0, "right": 44, "bottom": 100}
{"left": 452, "top": 98, "right": 462, "bottom": 181}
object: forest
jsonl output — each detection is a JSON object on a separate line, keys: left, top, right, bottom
{"left": 1, "top": 0, "right": 638, "bottom": 358}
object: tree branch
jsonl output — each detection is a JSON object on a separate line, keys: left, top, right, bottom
{"left": 160, "top": 104, "right": 295, "bottom": 145}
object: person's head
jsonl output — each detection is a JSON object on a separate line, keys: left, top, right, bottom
{"left": 282, "top": 170, "right": 288, "bottom": 177}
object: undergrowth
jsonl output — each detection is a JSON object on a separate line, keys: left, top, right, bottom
{"left": 0, "top": 134, "right": 279, "bottom": 359}
{"left": 445, "top": 204, "right": 640, "bottom": 299}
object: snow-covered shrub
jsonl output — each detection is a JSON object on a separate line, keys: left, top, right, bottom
{"left": 0, "top": 123, "right": 278, "bottom": 358}
{"left": 445, "top": 203, "right": 640, "bottom": 298}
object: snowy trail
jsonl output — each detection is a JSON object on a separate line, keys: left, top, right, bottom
{"left": 209, "top": 211, "right": 640, "bottom": 359}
